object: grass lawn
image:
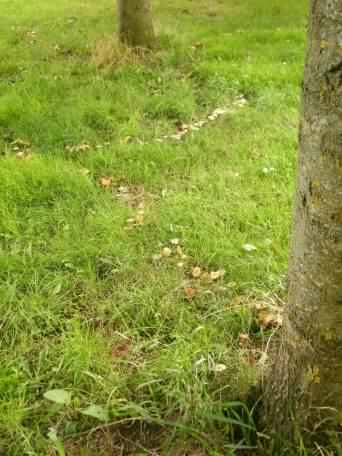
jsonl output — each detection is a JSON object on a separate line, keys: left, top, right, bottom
{"left": 0, "top": 0, "right": 309, "bottom": 454}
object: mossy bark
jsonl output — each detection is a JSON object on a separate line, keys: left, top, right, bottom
{"left": 264, "top": 0, "right": 342, "bottom": 442}
{"left": 118, "top": 0, "right": 155, "bottom": 48}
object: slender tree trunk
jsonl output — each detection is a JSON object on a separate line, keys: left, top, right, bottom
{"left": 265, "top": 0, "right": 342, "bottom": 442}
{"left": 117, "top": 0, "right": 155, "bottom": 48}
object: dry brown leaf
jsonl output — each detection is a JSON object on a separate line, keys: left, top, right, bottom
{"left": 99, "top": 176, "right": 113, "bottom": 188}
{"left": 112, "top": 342, "right": 131, "bottom": 359}
{"left": 257, "top": 310, "right": 282, "bottom": 330}
{"left": 185, "top": 287, "right": 197, "bottom": 300}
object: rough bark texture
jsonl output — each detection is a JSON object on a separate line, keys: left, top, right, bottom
{"left": 265, "top": 0, "right": 342, "bottom": 441}
{"left": 118, "top": 0, "right": 155, "bottom": 48}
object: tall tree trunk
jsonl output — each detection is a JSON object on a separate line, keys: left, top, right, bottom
{"left": 117, "top": 0, "right": 155, "bottom": 48}
{"left": 265, "top": 0, "right": 342, "bottom": 442}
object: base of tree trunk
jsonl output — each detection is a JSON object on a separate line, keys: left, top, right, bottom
{"left": 118, "top": 0, "right": 155, "bottom": 49}
{"left": 263, "top": 0, "right": 342, "bottom": 443}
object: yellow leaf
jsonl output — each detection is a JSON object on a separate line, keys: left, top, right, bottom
{"left": 192, "top": 266, "right": 202, "bottom": 278}
{"left": 99, "top": 176, "right": 113, "bottom": 188}
{"left": 161, "top": 247, "right": 172, "bottom": 257}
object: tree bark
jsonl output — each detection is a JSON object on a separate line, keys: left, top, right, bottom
{"left": 265, "top": 0, "right": 342, "bottom": 443}
{"left": 117, "top": 0, "right": 155, "bottom": 48}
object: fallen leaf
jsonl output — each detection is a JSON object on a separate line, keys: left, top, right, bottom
{"left": 112, "top": 343, "right": 131, "bottom": 359}
{"left": 77, "top": 143, "right": 90, "bottom": 152}
{"left": 212, "top": 363, "right": 227, "bottom": 373}
{"left": 176, "top": 246, "right": 184, "bottom": 256}
{"left": 210, "top": 270, "right": 225, "bottom": 281}
{"left": 162, "top": 247, "right": 172, "bottom": 257}
{"left": 170, "top": 133, "right": 183, "bottom": 141}
{"left": 99, "top": 176, "right": 113, "bottom": 188}
{"left": 16, "top": 151, "right": 32, "bottom": 160}
{"left": 213, "top": 108, "right": 228, "bottom": 116}
{"left": 154, "top": 97, "right": 247, "bottom": 145}
{"left": 195, "top": 120, "right": 207, "bottom": 128}
{"left": 242, "top": 243, "right": 257, "bottom": 252}
{"left": 47, "top": 428, "right": 59, "bottom": 443}
{"left": 185, "top": 287, "right": 197, "bottom": 300}
{"left": 118, "top": 185, "right": 129, "bottom": 194}
{"left": 81, "top": 404, "right": 109, "bottom": 422}
{"left": 66, "top": 142, "right": 91, "bottom": 154}
{"left": 116, "top": 184, "right": 148, "bottom": 209}
{"left": 44, "top": 389, "right": 71, "bottom": 405}
{"left": 257, "top": 309, "right": 282, "bottom": 330}
{"left": 135, "top": 213, "right": 144, "bottom": 225}
{"left": 192, "top": 266, "right": 202, "bottom": 278}
{"left": 239, "top": 333, "right": 250, "bottom": 347}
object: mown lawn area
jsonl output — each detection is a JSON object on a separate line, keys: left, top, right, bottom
{"left": 0, "top": 0, "right": 307, "bottom": 454}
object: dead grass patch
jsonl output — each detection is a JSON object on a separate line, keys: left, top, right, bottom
{"left": 65, "top": 422, "right": 165, "bottom": 456}
{"left": 91, "top": 36, "right": 154, "bottom": 70}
